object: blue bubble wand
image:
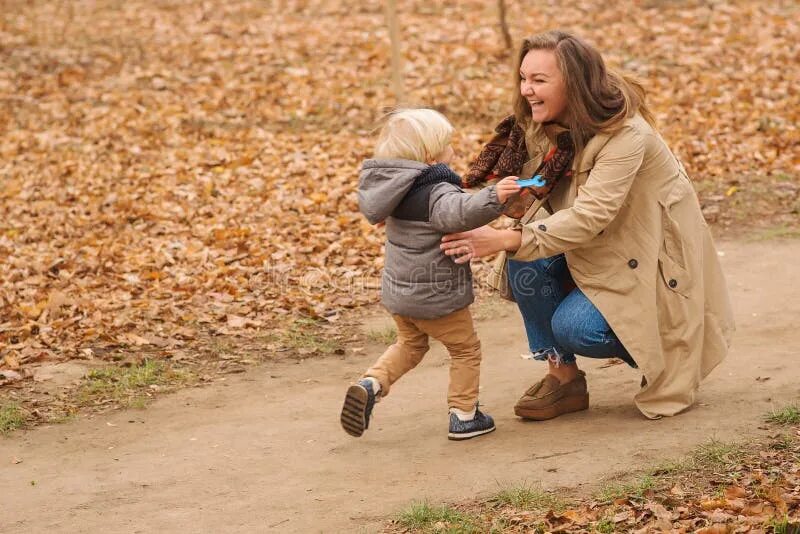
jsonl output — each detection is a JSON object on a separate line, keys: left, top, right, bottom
{"left": 516, "top": 175, "right": 548, "bottom": 188}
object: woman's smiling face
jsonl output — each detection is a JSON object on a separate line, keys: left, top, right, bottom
{"left": 519, "top": 49, "right": 568, "bottom": 125}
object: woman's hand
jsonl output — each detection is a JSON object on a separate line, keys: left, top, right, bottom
{"left": 440, "top": 225, "right": 522, "bottom": 264}
{"left": 495, "top": 176, "right": 522, "bottom": 203}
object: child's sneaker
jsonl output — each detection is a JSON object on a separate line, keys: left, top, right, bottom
{"left": 448, "top": 408, "right": 496, "bottom": 441}
{"left": 340, "top": 378, "right": 377, "bottom": 437}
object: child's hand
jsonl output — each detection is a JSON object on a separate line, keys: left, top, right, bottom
{"left": 495, "top": 176, "right": 522, "bottom": 204}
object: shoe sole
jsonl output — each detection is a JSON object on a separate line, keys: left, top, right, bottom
{"left": 340, "top": 384, "right": 369, "bottom": 437}
{"left": 514, "top": 394, "right": 589, "bottom": 420}
{"left": 447, "top": 425, "right": 496, "bottom": 441}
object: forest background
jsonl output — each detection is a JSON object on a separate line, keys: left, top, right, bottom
{"left": 1, "top": 0, "right": 798, "bottom": 421}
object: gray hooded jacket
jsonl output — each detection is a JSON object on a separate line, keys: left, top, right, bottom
{"left": 358, "top": 159, "right": 504, "bottom": 319}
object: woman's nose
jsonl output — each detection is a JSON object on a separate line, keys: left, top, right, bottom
{"left": 521, "top": 82, "right": 533, "bottom": 96}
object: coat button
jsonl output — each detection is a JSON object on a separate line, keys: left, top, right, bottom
{"left": 628, "top": 259, "right": 638, "bottom": 269}
{"left": 538, "top": 224, "right": 547, "bottom": 231}
{"left": 668, "top": 279, "right": 678, "bottom": 288}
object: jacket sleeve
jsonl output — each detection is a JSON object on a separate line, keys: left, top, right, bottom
{"left": 511, "top": 125, "right": 646, "bottom": 261}
{"left": 428, "top": 183, "right": 504, "bottom": 234}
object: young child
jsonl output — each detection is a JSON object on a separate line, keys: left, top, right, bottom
{"left": 341, "top": 108, "right": 520, "bottom": 440}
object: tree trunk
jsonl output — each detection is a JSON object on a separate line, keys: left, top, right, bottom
{"left": 497, "top": 0, "right": 512, "bottom": 50}
{"left": 384, "top": 0, "right": 405, "bottom": 103}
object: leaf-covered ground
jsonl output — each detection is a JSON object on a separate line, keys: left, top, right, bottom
{"left": 1, "top": 0, "right": 798, "bottom": 416}
{"left": 386, "top": 422, "right": 800, "bottom": 533}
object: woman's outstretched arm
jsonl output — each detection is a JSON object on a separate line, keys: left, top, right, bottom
{"left": 440, "top": 225, "right": 522, "bottom": 264}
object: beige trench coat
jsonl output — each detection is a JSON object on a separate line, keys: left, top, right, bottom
{"left": 511, "top": 114, "right": 735, "bottom": 418}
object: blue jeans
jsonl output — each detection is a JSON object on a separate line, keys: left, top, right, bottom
{"left": 507, "top": 255, "right": 635, "bottom": 367}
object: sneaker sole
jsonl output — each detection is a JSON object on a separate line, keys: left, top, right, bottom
{"left": 340, "top": 384, "right": 369, "bottom": 437}
{"left": 447, "top": 425, "right": 496, "bottom": 441}
{"left": 514, "top": 394, "right": 589, "bottom": 420}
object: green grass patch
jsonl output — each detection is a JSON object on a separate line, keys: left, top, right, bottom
{"left": 768, "top": 514, "right": 793, "bottom": 534}
{"left": 0, "top": 402, "right": 28, "bottom": 434}
{"left": 48, "top": 412, "right": 78, "bottom": 425}
{"left": 766, "top": 404, "right": 800, "bottom": 425}
{"left": 206, "top": 336, "right": 240, "bottom": 358}
{"left": 594, "top": 515, "right": 615, "bottom": 533}
{"left": 493, "top": 483, "right": 566, "bottom": 512}
{"left": 279, "top": 318, "right": 341, "bottom": 354}
{"left": 770, "top": 433, "right": 796, "bottom": 452}
{"left": 396, "top": 501, "right": 480, "bottom": 533}
{"left": 77, "top": 359, "right": 191, "bottom": 408}
{"left": 691, "top": 438, "right": 745, "bottom": 468}
{"left": 595, "top": 474, "right": 655, "bottom": 503}
{"left": 648, "top": 457, "right": 692, "bottom": 476}
{"left": 366, "top": 325, "right": 397, "bottom": 345}
{"left": 648, "top": 438, "right": 745, "bottom": 478}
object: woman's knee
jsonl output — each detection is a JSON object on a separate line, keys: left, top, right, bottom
{"left": 550, "top": 311, "right": 580, "bottom": 353}
{"left": 551, "top": 305, "right": 603, "bottom": 355}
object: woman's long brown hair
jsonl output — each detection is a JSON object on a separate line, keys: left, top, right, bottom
{"left": 512, "top": 30, "right": 656, "bottom": 155}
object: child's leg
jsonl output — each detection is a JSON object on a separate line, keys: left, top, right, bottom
{"left": 416, "top": 307, "right": 481, "bottom": 412}
{"left": 342, "top": 315, "right": 430, "bottom": 437}
{"left": 418, "top": 307, "right": 495, "bottom": 440}
{"left": 362, "top": 314, "right": 430, "bottom": 398}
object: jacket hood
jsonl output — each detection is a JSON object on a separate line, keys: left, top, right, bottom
{"left": 357, "top": 159, "right": 428, "bottom": 224}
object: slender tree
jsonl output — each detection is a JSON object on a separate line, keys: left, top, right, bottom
{"left": 498, "top": 0, "right": 512, "bottom": 50}
{"left": 384, "top": 0, "right": 405, "bottom": 103}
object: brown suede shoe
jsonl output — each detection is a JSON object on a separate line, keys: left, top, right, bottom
{"left": 514, "top": 371, "right": 589, "bottom": 420}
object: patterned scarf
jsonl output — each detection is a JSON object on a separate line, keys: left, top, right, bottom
{"left": 463, "top": 115, "right": 575, "bottom": 219}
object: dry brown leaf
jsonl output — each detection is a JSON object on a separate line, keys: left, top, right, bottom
{"left": 700, "top": 499, "right": 728, "bottom": 511}
{"left": 3, "top": 354, "right": 21, "bottom": 370}
{"left": 724, "top": 486, "right": 747, "bottom": 499}
{"left": 696, "top": 525, "right": 732, "bottom": 534}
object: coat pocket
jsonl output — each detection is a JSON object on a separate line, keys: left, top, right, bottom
{"left": 657, "top": 253, "right": 690, "bottom": 298}
{"left": 657, "top": 180, "right": 694, "bottom": 298}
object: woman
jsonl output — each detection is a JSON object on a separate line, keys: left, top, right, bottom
{"left": 441, "top": 31, "right": 734, "bottom": 420}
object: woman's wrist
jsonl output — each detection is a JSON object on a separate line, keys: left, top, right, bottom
{"left": 501, "top": 229, "right": 522, "bottom": 252}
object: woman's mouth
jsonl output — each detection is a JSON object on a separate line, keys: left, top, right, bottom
{"left": 529, "top": 100, "right": 544, "bottom": 108}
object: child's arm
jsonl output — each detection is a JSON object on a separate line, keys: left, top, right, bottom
{"left": 428, "top": 177, "right": 520, "bottom": 234}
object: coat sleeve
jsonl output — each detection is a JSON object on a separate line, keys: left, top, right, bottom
{"left": 428, "top": 183, "right": 504, "bottom": 234}
{"left": 511, "top": 125, "right": 646, "bottom": 261}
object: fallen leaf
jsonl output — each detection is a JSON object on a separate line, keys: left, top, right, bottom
{"left": 724, "top": 486, "right": 747, "bottom": 499}
{"left": 700, "top": 499, "right": 728, "bottom": 511}
{"left": 613, "top": 510, "right": 633, "bottom": 523}
{"left": 3, "top": 354, "right": 20, "bottom": 370}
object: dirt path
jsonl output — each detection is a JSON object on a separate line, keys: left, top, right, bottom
{"left": 2, "top": 239, "right": 799, "bottom": 533}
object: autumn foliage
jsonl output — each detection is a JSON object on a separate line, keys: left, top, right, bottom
{"left": 1, "top": 0, "right": 798, "bottom": 379}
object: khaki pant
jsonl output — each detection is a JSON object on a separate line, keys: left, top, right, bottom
{"left": 363, "top": 306, "right": 482, "bottom": 411}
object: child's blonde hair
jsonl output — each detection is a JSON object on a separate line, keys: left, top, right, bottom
{"left": 373, "top": 108, "right": 454, "bottom": 162}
